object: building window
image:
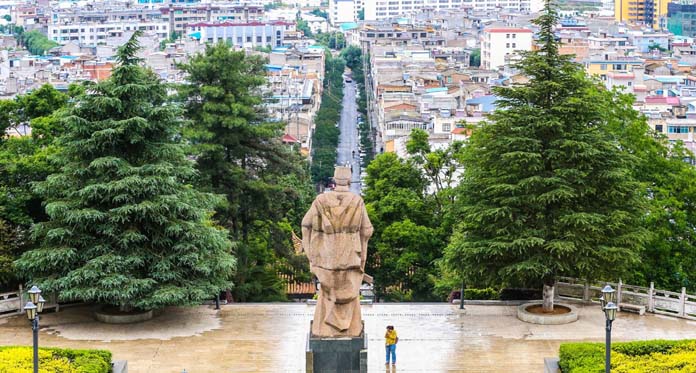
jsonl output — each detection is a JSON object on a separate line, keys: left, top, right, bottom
{"left": 601, "top": 64, "right": 607, "bottom": 70}
{"left": 442, "top": 123, "right": 451, "bottom": 132}
{"left": 506, "top": 33, "right": 510, "bottom": 38}
{"left": 655, "top": 124, "right": 663, "bottom": 132}
{"left": 506, "top": 43, "right": 510, "bottom": 48}
{"left": 512, "top": 33, "right": 516, "bottom": 39}
{"left": 668, "top": 126, "right": 690, "bottom": 133}
{"left": 512, "top": 43, "right": 516, "bottom": 48}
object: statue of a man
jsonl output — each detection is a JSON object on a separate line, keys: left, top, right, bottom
{"left": 301, "top": 166, "right": 373, "bottom": 337}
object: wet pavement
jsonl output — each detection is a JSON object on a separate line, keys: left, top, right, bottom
{"left": 1, "top": 303, "right": 696, "bottom": 372}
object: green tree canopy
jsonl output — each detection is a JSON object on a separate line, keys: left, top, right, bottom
{"left": 444, "top": 2, "right": 646, "bottom": 311}
{"left": 178, "top": 43, "right": 313, "bottom": 301}
{"left": 15, "top": 33, "right": 235, "bottom": 311}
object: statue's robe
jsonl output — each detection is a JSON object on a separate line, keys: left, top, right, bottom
{"left": 302, "top": 191, "right": 373, "bottom": 337}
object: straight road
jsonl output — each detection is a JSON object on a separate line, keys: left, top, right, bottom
{"left": 335, "top": 80, "right": 361, "bottom": 194}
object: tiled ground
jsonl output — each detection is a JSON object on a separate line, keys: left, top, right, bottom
{"left": 2, "top": 303, "right": 696, "bottom": 372}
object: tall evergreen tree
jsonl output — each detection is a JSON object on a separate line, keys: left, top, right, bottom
{"left": 179, "top": 43, "right": 314, "bottom": 301}
{"left": 444, "top": 1, "right": 646, "bottom": 311}
{"left": 16, "top": 32, "right": 235, "bottom": 311}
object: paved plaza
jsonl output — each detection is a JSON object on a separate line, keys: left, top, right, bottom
{"left": 2, "top": 303, "right": 696, "bottom": 372}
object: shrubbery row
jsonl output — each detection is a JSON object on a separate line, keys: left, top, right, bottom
{"left": 0, "top": 346, "right": 112, "bottom": 372}
{"left": 559, "top": 339, "right": 696, "bottom": 372}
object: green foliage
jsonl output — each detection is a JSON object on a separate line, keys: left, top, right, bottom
{"left": 597, "top": 89, "right": 696, "bottom": 293}
{"left": 297, "top": 19, "right": 312, "bottom": 37}
{"left": 310, "top": 55, "right": 345, "bottom": 184}
{"left": 463, "top": 288, "right": 499, "bottom": 300}
{"left": 444, "top": 2, "right": 646, "bottom": 300}
{"left": 469, "top": 48, "right": 481, "bottom": 67}
{"left": 364, "top": 130, "right": 464, "bottom": 301}
{"left": 0, "top": 85, "right": 68, "bottom": 289}
{"left": 314, "top": 32, "right": 345, "bottom": 50}
{"left": 178, "top": 42, "right": 313, "bottom": 301}
{"left": 15, "top": 32, "right": 236, "bottom": 310}
{"left": 310, "top": 9, "right": 328, "bottom": 19}
{"left": 559, "top": 340, "right": 696, "bottom": 373}
{"left": 0, "top": 346, "right": 112, "bottom": 373}
{"left": 20, "top": 30, "right": 58, "bottom": 55}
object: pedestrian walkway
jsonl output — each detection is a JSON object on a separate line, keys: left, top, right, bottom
{"left": 1, "top": 303, "right": 695, "bottom": 372}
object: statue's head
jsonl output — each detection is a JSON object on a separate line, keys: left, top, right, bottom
{"left": 334, "top": 166, "right": 351, "bottom": 188}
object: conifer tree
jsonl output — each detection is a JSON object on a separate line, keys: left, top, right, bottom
{"left": 444, "top": 2, "right": 646, "bottom": 311}
{"left": 179, "top": 43, "right": 314, "bottom": 301}
{"left": 16, "top": 32, "right": 235, "bottom": 311}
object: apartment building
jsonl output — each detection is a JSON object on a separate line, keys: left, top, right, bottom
{"left": 186, "top": 21, "right": 293, "bottom": 48}
{"left": 668, "top": 3, "right": 696, "bottom": 37}
{"left": 161, "top": 4, "right": 264, "bottom": 34}
{"left": 480, "top": 28, "right": 533, "bottom": 70}
{"left": 364, "top": 0, "right": 542, "bottom": 21}
{"left": 329, "top": 0, "right": 361, "bottom": 25}
{"left": 614, "top": 0, "right": 672, "bottom": 29}
{"left": 48, "top": 20, "right": 169, "bottom": 44}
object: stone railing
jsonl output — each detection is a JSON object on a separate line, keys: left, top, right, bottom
{"left": 0, "top": 285, "right": 60, "bottom": 318}
{"left": 556, "top": 277, "right": 696, "bottom": 321}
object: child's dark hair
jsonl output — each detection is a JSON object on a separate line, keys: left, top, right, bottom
{"left": 387, "top": 325, "right": 394, "bottom": 330}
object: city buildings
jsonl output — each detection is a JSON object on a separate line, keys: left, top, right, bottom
{"left": 364, "top": 0, "right": 543, "bottom": 21}
{"left": 329, "top": 0, "right": 361, "bottom": 25}
{"left": 185, "top": 21, "right": 294, "bottom": 48}
{"left": 668, "top": 3, "right": 696, "bottom": 37}
{"left": 480, "top": 28, "right": 533, "bottom": 70}
{"left": 614, "top": 0, "right": 672, "bottom": 29}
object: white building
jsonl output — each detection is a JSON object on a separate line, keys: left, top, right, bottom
{"left": 48, "top": 21, "right": 169, "bottom": 45}
{"left": 186, "top": 21, "right": 294, "bottom": 48}
{"left": 329, "top": 0, "right": 361, "bottom": 25}
{"left": 481, "top": 27, "right": 533, "bottom": 70}
{"left": 365, "top": 0, "right": 543, "bottom": 20}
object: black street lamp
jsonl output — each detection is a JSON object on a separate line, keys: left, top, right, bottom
{"left": 600, "top": 285, "right": 618, "bottom": 373}
{"left": 24, "top": 286, "right": 45, "bottom": 373}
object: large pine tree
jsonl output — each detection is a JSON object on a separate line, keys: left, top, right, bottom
{"left": 178, "top": 43, "right": 314, "bottom": 301}
{"left": 444, "top": 2, "right": 646, "bottom": 311}
{"left": 16, "top": 33, "right": 235, "bottom": 311}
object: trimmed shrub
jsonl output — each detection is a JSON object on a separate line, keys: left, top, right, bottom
{"left": 559, "top": 339, "right": 696, "bottom": 372}
{"left": 0, "top": 346, "right": 112, "bottom": 372}
{"left": 499, "top": 288, "right": 542, "bottom": 300}
{"left": 464, "top": 288, "right": 499, "bottom": 300}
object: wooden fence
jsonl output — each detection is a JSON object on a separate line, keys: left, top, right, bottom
{"left": 278, "top": 273, "right": 316, "bottom": 298}
{"left": 556, "top": 276, "right": 696, "bottom": 321}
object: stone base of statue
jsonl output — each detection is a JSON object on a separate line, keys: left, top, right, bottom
{"left": 306, "top": 322, "right": 367, "bottom": 373}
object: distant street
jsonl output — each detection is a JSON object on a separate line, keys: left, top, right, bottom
{"left": 336, "top": 80, "right": 361, "bottom": 194}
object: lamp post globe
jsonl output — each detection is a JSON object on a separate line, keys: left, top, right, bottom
{"left": 601, "top": 285, "right": 615, "bottom": 304}
{"left": 24, "top": 301, "right": 37, "bottom": 320}
{"left": 604, "top": 302, "right": 618, "bottom": 321}
{"left": 28, "top": 286, "right": 41, "bottom": 304}
{"left": 37, "top": 296, "right": 45, "bottom": 313}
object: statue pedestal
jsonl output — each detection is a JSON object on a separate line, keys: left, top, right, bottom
{"left": 306, "top": 322, "right": 367, "bottom": 372}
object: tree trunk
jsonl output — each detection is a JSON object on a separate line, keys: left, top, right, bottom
{"left": 542, "top": 284, "right": 554, "bottom": 313}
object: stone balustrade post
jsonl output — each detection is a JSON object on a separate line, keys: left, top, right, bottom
{"left": 648, "top": 282, "right": 655, "bottom": 313}
{"left": 680, "top": 287, "right": 687, "bottom": 317}
{"left": 583, "top": 281, "right": 590, "bottom": 303}
{"left": 18, "top": 284, "right": 23, "bottom": 314}
{"left": 617, "top": 279, "right": 623, "bottom": 305}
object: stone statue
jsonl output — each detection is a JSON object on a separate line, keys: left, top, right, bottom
{"left": 301, "top": 166, "right": 373, "bottom": 337}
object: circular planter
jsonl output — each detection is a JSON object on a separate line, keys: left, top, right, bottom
{"left": 95, "top": 307, "right": 153, "bottom": 324}
{"left": 516, "top": 302, "right": 579, "bottom": 325}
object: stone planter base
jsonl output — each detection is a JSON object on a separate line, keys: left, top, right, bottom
{"left": 95, "top": 308, "right": 153, "bottom": 324}
{"left": 517, "top": 302, "right": 578, "bottom": 325}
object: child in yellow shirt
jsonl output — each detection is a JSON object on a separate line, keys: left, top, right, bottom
{"left": 385, "top": 325, "right": 398, "bottom": 365}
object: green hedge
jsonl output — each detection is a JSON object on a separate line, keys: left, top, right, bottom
{"left": 0, "top": 346, "right": 112, "bottom": 372}
{"left": 559, "top": 339, "right": 696, "bottom": 372}
{"left": 464, "top": 288, "right": 499, "bottom": 300}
